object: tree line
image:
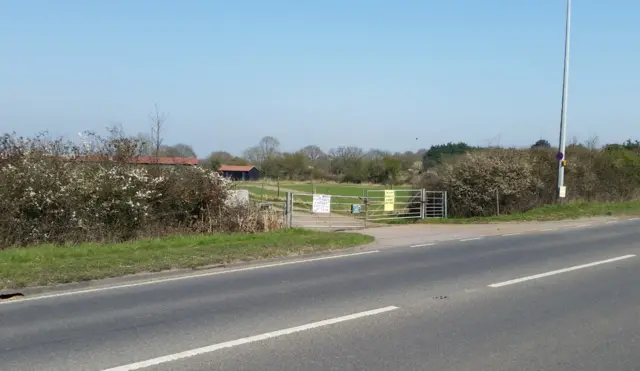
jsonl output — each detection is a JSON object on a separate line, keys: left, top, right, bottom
{"left": 195, "top": 135, "right": 640, "bottom": 184}
{"left": 126, "top": 105, "right": 640, "bottom": 184}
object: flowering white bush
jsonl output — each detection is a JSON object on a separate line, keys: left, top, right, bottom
{"left": 0, "top": 148, "right": 233, "bottom": 246}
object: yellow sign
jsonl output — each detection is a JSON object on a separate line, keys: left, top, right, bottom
{"left": 384, "top": 190, "right": 395, "bottom": 211}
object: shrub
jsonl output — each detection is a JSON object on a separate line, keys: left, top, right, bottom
{"left": 0, "top": 132, "right": 280, "bottom": 248}
{"left": 419, "top": 147, "right": 640, "bottom": 217}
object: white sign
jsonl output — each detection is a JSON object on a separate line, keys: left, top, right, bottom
{"left": 384, "top": 190, "right": 395, "bottom": 211}
{"left": 312, "top": 194, "right": 331, "bottom": 213}
{"left": 559, "top": 186, "right": 567, "bottom": 198}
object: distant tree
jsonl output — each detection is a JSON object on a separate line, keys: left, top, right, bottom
{"left": 422, "top": 142, "right": 476, "bottom": 169}
{"left": 162, "top": 143, "right": 197, "bottom": 158}
{"left": 300, "top": 145, "right": 325, "bottom": 163}
{"left": 242, "top": 146, "right": 262, "bottom": 165}
{"left": 202, "top": 151, "right": 247, "bottom": 171}
{"left": 623, "top": 138, "right": 640, "bottom": 150}
{"left": 276, "top": 152, "right": 311, "bottom": 179}
{"left": 328, "top": 146, "right": 366, "bottom": 182}
{"left": 258, "top": 136, "right": 280, "bottom": 159}
{"left": 584, "top": 135, "right": 600, "bottom": 150}
{"left": 531, "top": 139, "right": 552, "bottom": 149}
{"left": 149, "top": 104, "right": 167, "bottom": 160}
{"left": 243, "top": 136, "right": 282, "bottom": 176}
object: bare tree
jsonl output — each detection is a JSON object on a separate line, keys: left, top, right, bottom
{"left": 258, "top": 136, "right": 280, "bottom": 160}
{"left": 149, "top": 104, "right": 167, "bottom": 160}
{"left": 243, "top": 146, "right": 262, "bottom": 165}
{"left": 163, "top": 143, "right": 197, "bottom": 158}
{"left": 300, "top": 145, "right": 325, "bottom": 163}
{"left": 585, "top": 134, "right": 599, "bottom": 150}
{"left": 133, "top": 132, "right": 153, "bottom": 155}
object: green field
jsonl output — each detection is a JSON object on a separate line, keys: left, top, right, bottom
{"left": 237, "top": 184, "right": 283, "bottom": 202}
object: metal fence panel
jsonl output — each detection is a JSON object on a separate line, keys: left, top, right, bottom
{"left": 365, "top": 189, "right": 422, "bottom": 221}
{"left": 424, "top": 191, "right": 446, "bottom": 218}
{"left": 290, "top": 192, "right": 367, "bottom": 230}
{"left": 365, "top": 189, "right": 446, "bottom": 222}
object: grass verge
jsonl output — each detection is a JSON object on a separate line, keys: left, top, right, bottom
{"left": 0, "top": 229, "right": 374, "bottom": 290}
{"left": 385, "top": 200, "right": 640, "bottom": 224}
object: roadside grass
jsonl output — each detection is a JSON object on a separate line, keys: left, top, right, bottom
{"left": 384, "top": 200, "right": 640, "bottom": 225}
{"left": 0, "top": 229, "right": 374, "bottom": 290}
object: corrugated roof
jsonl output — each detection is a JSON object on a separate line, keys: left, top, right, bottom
{"left": 74, "top": 155, "right": 198, "bottom": 165}
{"left": 218, "top": 165, "right": 257, "bottom": 172}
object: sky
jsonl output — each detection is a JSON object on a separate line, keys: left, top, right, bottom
{"left": 1, "top": 0, "right": 639, "bottom": 157}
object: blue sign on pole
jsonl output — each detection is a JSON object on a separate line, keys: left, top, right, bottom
{"left": 556, "top": 152, "right": 564, "bottom": 160}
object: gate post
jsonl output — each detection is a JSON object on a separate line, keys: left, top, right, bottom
{"left": 420, "top": 189, "right": 426, "bottom": 219}
{"left": 443, "top": 191, "right": 448, "bottom": 219}
{"left": 364, "top": 192, "right": 369, "bottom": 227}
{"left": 284, "top": 192, "right": 293, "bottom": 228}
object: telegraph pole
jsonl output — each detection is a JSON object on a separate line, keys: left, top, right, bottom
{"left": 556, "top": 0, "right": 572, "bottom": 199}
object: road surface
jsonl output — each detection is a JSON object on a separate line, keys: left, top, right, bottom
{"left": 1, "top": 218, "right": 639, "bottom": 370}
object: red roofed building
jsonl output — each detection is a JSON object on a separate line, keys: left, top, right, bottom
{"left": 218, "top": 164, "right": 260, "bottom": 181}
{"left": 74, "top": 155, "right": 198, "bottom": 166}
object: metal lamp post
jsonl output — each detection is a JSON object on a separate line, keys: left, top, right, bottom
{"left": 556, "top": 0, "right": 572, "bottom": 199}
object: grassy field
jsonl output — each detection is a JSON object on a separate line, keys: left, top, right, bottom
{"left": 239, "top": 184, "right": 283, "bottom": 202}
{"left": 235, "top": 181, "right": 414, "bottom": 212}
{"left": 233, "top": 181, "right": 421, "bottom": 218}
{"left": 0, "top": 229, "right": 374, "bottom": 290}
{"left": 385, "top": 200, "right": 640, "bottom": 224}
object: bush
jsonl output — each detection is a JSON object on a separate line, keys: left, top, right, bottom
{"left": 419, "top": 147, "right": 640, "bottom": 217}
{"left": 0, "top": 132, "right": 281, "bottom": 248}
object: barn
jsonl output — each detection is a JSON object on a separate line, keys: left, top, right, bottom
{"left": 218, "top": 165, "right": 261, "bottom": 181}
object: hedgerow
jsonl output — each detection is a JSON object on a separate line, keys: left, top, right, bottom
{"left": 0, "top": 131, "right": 281, "bottom": 248}
{"left": 420, "top": 146, "right": 640, "bottom": 217}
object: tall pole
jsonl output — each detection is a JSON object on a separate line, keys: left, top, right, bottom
{"left": 556, "top": 0, "right": 572, "bottom": 199}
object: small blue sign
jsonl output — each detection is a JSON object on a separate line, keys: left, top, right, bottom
{"left": 351, "top": 204, "right": 361, "bottom": 214}
{"left": 556, "top": 152, "right": 564, "bottom": 160}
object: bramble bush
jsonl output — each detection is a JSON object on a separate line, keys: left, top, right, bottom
{"left": 0, "top": 132, "right": 281, "bottom": 248}
{"left": 419, "top": 146, "right": 640, "bottom": 217}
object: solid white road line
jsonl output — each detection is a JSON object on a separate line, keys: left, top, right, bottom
{"left": 0, "top": 250, "right": 380, "bottom": 305}
{"left": 101, "top": 306, "right": 400, "bottom": 371}
{"left": 460, "top": 237, "right": 483, "bottom": 242}
{"left": 410, "top": 243, "right": 436, "bottom": 248}
{"left": 606, "top": 220, "right": 618, "bottom": 224}
{"left": 573, "top": 223, "right": 591, "bottom": 228}
{"left": 540, "top": 228, "right": 557, "bottom": 232}
{"left": 488, "top": 254, "right": 636, "bottom": 288}
{"left": 501, "top": 233, "right": 522, "bottom": 237}
{"left": 630, "top": 217, "right": 640, "bottom": 221}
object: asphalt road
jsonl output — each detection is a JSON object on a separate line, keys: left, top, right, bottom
{"left": 1, "top": 219, "right": 639, "bottom": 371}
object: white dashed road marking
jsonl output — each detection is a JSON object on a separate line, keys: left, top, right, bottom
{"left": 460, "top": 237, "right": 484, "bottom": 242}
{"left": 410, "top": 243, "right": 436, "bottom": 248}
{"left": 488, "top": 254, "right": 636, "bottom": 288}
{"left": 101, "top": 306, "right": 400, "bottom": 371}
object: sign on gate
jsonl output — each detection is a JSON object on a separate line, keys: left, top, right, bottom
{"left": 384, "top": 190, "right": 395, "bottom": 211}
{"left": 312, "top": 194, "right": 331, "bottom": 213}
{"left": 365, "top": 189, "right": 447, "bottom": 222}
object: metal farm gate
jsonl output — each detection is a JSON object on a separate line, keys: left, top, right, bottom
{"left": 283, "top": 189, "right": 447, "bottom": 229}
{"left": 288, "top": 192, "right": 367, "bottom": 230}
{"left": 365, "top": 189, "right": 447, "bottom": 223}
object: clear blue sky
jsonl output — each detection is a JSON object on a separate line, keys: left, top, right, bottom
{"left": 2, "top": 0, "right": 638, "bottom": 157}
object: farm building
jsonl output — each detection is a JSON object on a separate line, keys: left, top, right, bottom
{"left": 218, "top": 165, "right": 260, "bottom": 181}
{"left": 74, "top": 155, "right": 198, "bottom": 168}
